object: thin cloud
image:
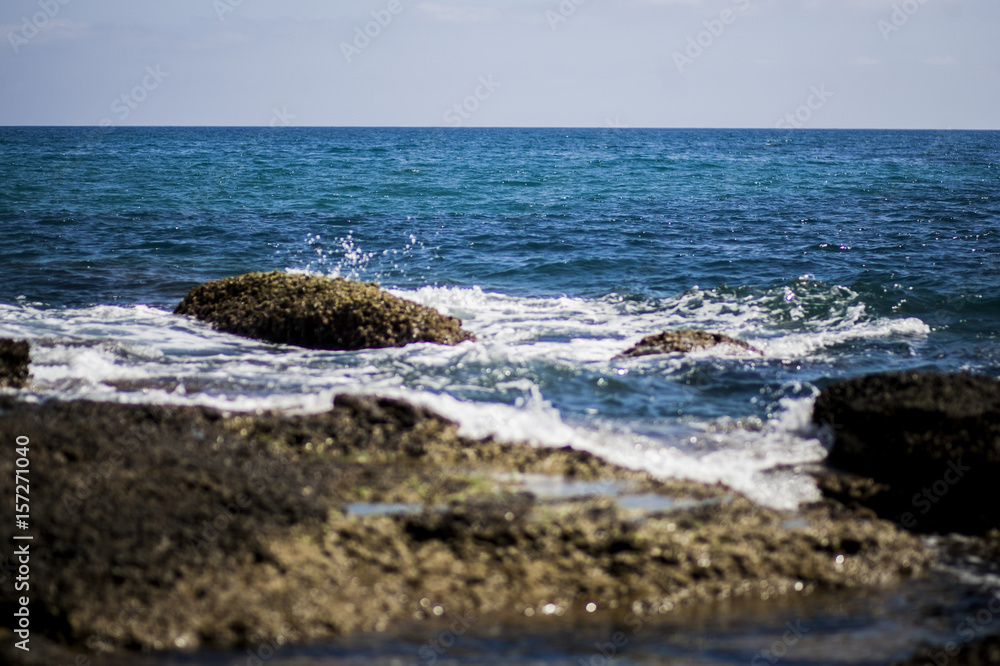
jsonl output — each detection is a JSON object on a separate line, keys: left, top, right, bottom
{"left": 637, "top": 0, "right": 704, "bottom": 5}
{"left": 417, "top": 3, "right": 502, "bottom": 23}
{"left": 1, "top": 19, "right": 93, "bottom": 45}
{"left": 924, "top": 55, "right": 959, "bottom": 66}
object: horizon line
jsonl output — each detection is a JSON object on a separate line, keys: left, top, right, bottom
{"left": 1, "top": 125, "right": 996, "bottom": 131}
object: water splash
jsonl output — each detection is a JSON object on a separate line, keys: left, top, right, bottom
{"left": 301, "top": 232, "right": 376, "bottom": 280}
{"left": 288, "top": 232, "right": 428, "bottom": 283}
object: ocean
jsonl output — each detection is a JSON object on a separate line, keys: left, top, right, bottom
{"left": 1, "top": 127, "right": 999, "bottom": 664}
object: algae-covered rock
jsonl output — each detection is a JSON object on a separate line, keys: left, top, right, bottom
{"left": 0, "top": 394, "right": 931, "bottom": 657}
{"left": 618, "top": 330, "right": 761, "bottom": 358}
{"left": 813, "top": 371, "right": 1000, "bottom": 535}
{"left": 174, "top": 271, "right": 475, "bottom": 350}
{"left": 0, "top": 338, "right": 30, "bottom": 388}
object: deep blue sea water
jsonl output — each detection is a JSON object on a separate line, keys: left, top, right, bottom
{"left": 1, "top": 127, "right": 999, "bottom": 664}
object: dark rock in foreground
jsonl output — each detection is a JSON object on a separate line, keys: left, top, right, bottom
{"left": 174, "top": 272, "right": 475, "bottom": 350}
{"left": 618, "top": 330, "right": 761, "bottom": 358}
{"left": 813, "top": 371, "right": 1000, "bottom": 535}
{"left": 0, "top": 339, "right": 30, "bottom": 388}
{"left": 0, "top": 395, "right": 929, "bottom": 658}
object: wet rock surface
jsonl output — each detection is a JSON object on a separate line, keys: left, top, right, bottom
{"left": 0, "top": 338, "right": 30, "bottom": 388}
{"left": 174, "top": 271, "right": 475, "bottom": 350}
{"left": 618, "top": 330, "right": 762, "bottom": 358}
{"left": 813, "top": 371, "right": 1000, "bottom": 535}
{"left": 0, "top": 395, "right": 931, "bottom": 659}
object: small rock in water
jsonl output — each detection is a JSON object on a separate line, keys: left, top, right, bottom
{"left": 618, "top": 329, "right": 762, "bottom": 358}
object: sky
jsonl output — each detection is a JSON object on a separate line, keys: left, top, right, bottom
{"left": 0, "top": 0, "right": 998, "bottom": 128}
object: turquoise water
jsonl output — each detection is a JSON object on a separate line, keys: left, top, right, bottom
{"left": 2, "top": 128, "right": 998, "bottom": 309}
{"left": 1, "top": 127, "right": 999, "bottom": 663}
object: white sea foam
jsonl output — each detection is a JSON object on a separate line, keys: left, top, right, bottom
{"left": 381, "top": 386, "right": 826, "bottom": 510}
{"left": 0, "top": 282, "right": 928, "bottom": 510}
{"left": 393, "top": 282, "right": 930, "bottom": 364}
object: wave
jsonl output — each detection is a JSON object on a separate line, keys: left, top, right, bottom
{"left": 393, "top": 279, "right": 930, "bottom": 363}
{"left": 0, "top": 279, "right": 935, "bottom": 510}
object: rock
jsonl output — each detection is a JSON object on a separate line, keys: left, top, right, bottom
{"left": 174, "top": 272, "right": 475, "bottom": 351}
{"left": 0, "top": 339, "right": 30, "bottom": 388}
{"left": 618, "top": 330, "right": 761, "bottom": 358}
{"left": 813, "top": 371, "right": 1000, "bottom": 535}
{"left": 0, "top": 395, "right": 931, "bottom": 657}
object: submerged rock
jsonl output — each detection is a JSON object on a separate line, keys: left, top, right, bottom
{"left": 618, "top": 330, "right": 761, "bottom": 358}
{"left": 0, "top": 394, "right": 931, "bottom": 658}
{"left": 813, "top": 371, "right": 1000, "bottom": 535}
{"left": 0, "top": 339, "right": 30, "bottom": 388}
{"left": 174, "top": 271, "right": 475, "bottom": 351}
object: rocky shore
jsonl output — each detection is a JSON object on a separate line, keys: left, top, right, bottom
{"left": 0, "top": 394, "right": 931, "bottom": 661}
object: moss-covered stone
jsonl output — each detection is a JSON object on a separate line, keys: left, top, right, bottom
{"left": 813, "top": 371, "right": 1000, "bottom": 535}
{"left": 618, "top": 330, "right": 761, "bottom": 358}
{"left": 0, "top": 395, "right": 931, "bottom": 658}
{"left": 0, "top": 338, "right": 30, "bottom": 388}
{"left": 174, "top": 272, "right": 475, "bottom": 350}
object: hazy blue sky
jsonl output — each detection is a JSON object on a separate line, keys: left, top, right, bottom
{"left": 1, "top": 0, "right": 997, "bottom": 128}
